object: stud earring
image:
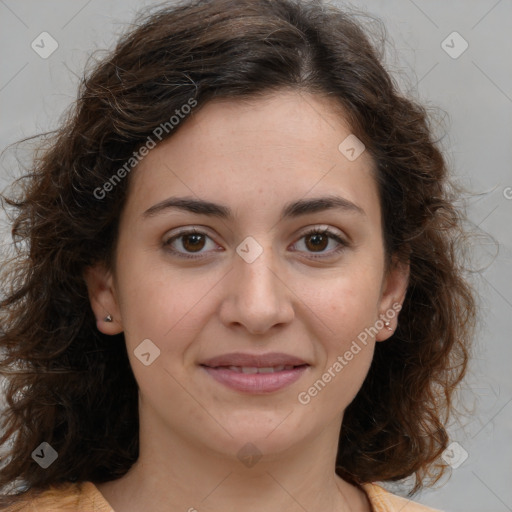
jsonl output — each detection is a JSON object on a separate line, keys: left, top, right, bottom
{"left": 104, "top": 314, "right": 113, "bottom": 323}
{"left": 384, "top": 320, "right": 393, "bottom": 331}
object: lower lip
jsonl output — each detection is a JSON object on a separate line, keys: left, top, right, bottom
{"left": 201, "top": 365, "right": 309, "bottom": 393}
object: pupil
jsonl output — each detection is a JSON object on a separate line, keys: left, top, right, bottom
{"left": 183, "top": 234, "right": 204, "bottom": 252}
{"left": 306, "top": 233, "right": 327, "bottom": 251}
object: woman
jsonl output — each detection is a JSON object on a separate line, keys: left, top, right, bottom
{"left": 0, "top": 0, "right": 476, "bottom": 510}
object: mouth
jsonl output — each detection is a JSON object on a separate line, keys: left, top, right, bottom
{"left": 216, "top": 364, "right": 305, "bottom": 374}
{"left": 199, "top": 353, "right": 310, "bottom": 393}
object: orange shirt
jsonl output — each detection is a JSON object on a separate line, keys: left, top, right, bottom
{"left": 4, "top": 480, "right": 442, "bottom": 512}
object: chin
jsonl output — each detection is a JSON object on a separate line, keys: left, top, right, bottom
{"left": 211, "top": 412, "right": 307, "bottom": 455}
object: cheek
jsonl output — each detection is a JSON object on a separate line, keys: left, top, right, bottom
{"left": 115, "top": 252, "right": 213, "bottom": 348}
{"left": 295, "top": 265, "right": 382, "bottom": 393}
{"left": 298, "top": 284, "right": 378, "bottom": 414}
{"left": 299, "top": 263, "right": 383, "bottom": 338}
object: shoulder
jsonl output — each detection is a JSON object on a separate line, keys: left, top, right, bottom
{"left": 1, "top": 481, "right": 114, "bottom": 512}
{"left": 361, "top": 482, "right": 444, "bottom": 512}
{"left": 4, "top": 480, "right": 443, "bottom": 512}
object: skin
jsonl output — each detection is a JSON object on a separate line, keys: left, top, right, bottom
{"left": 85, "top": 90, "right": 409, "bottom": 512}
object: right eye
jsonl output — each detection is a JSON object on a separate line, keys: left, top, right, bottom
{"left": 163, "top": 228, "right": 221, "bottom": 259}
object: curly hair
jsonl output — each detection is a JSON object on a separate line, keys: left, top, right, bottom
{"left": 0, "top": 0, "right": 476, "bottom": 506}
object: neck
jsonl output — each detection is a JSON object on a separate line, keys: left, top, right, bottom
{"left": 95, "top": 413, "right": 370, "bottom": 512}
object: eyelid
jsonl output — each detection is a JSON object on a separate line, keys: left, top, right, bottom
{"left": 297, "top": 224, "right": 346, "bottom": 240}
{"left": 163, "top": 225, "right": 219, "bottom": 247}
{"left": 162, "top": 226, "right": 225, "bottom": 261}
{"left": 290, "top": 225, "right": 349, "bottom": 257}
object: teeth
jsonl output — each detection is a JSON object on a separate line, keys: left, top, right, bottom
{"left": 258, "top": 366, "right": 279, "bottom": 373}
{"left": 226, "top": 365, "right": 293, "bottom": 374}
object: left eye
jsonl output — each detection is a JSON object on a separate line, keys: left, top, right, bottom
{"left": 163, "top": 227, "right": 347, "bottom": 259}
{"left": 291, "top": 228, "right": 347, "bottom": 256}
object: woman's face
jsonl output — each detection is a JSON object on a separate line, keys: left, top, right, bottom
{"left": 87, "top": 90, "right": 408, "bottom": 461}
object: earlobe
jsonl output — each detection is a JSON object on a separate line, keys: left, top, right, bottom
{"left": 83, "top": 264, "right": 123, "bottom": 335}
{"left": 375, "top": 257, "right": 409, "bottom": 342}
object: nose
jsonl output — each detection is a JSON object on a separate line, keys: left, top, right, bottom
{"left": 218, "top": 241, "right": 295, "bottom": 335}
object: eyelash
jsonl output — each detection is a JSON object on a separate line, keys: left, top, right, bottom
{"left": 162, "top": 226, "right": 349, "bottom": 260}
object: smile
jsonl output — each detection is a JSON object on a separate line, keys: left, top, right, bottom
{"left": 226, "top": 365, "right": 296, "bottom": 373}
{"left": 200, "top": 364, "right": 309, "bottom": 393}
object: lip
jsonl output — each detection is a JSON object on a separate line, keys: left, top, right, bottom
{"left": 200, "top": 352, "right": 310, "bottom": 394}
{"left": 200, "top": 352, "right": 308, "bottom": 368}
{"left": 201, "top": 365, "right": 309, "bottom": 393}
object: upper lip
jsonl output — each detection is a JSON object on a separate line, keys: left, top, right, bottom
{"left": 200, "top": 352, "right": 309, "bottom": 368}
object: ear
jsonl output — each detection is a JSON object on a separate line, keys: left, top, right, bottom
{"left": 375, "top": 256, "right": 409, "bottom": 342}
{"left": 83, "top": 263, "right": 123, "bottom": 335}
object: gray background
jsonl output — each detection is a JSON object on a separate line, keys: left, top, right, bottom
{"left": 1, "top": 1, "right": 511, "bottom": 511}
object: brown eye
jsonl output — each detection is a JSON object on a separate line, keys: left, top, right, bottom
{"left": 304, "top": 232, "right": 329, "bottom": 252}
{"left": 163, "top": 229, "right": 218, "bottom": 259}
{"left": 181, "top": 233, "right": 206, "bottom": 252}
{"left": 291, "top": 227, "right": 348, "bottom": 258}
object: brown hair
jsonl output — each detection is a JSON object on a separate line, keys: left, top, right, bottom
{"left": 0, "top": 0, "right": 475, "bottom": 506}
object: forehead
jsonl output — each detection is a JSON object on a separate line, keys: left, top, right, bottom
{"left": 124, "top": 90, "right": 380, "bottom": 225}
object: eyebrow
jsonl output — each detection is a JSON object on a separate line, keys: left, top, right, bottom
{"left": 143, "top": 194, "right": 366, "bottom": 221}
